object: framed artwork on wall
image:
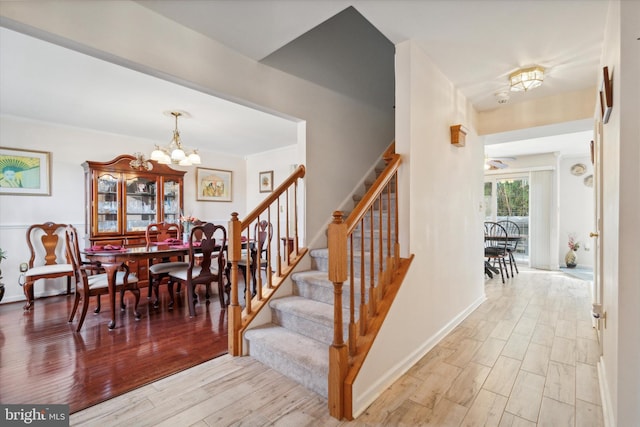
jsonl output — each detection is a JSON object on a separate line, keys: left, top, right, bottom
{"left": 0, "top": 147, "right": 51, "bottom": 196}
{"left": 196, "top": 167, "right": 232, "bottom": 202}
{"left": 259, "top": 170, "right": 273, "bottom": 193}
{"left": 600, "top": 66, "right": 613, "bottom": 124}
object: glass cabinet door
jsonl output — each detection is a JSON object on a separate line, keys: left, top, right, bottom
{"left": 96, "top": 173, "right": 119, "bottom": 234}
{"left": 163, "top": 178, "right": 181, "bottom": 224}
{"left": 125, "top": 176, "right": 157, "bottom": 232}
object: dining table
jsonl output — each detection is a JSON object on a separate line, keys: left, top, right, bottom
{"left": 83, "top": 243, "right": 192, "bottom": 329}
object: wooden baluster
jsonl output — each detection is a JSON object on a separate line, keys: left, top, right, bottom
{"left": 266, "top": 206, "right": 273, "bottom": 289}
{"left": 368, "top": 205, "right": 376, "bottom": 317}
{"left": 393, "top": 171, "right": 400, "bottom": 266}
{"left": 293, "top": 180, "right": 299, "bottom": 257}
{"left": 359, "top": 218, "right": 367, "bottom": 337}
{"left": 378, "top": 194, "right": 384, "bottom": 298}
{"left": 276, "top": 197, "right": 282, "bottom": 277}
{"left": 348, "top": 234, "right": 356, "bottom": 355}
{"left": 285, "top": 188, "right": 290, "bottom": 265}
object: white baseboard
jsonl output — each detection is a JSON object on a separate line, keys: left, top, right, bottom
{"left": 598, "top": 356, "right": 615, "bottom": 427}
{"left": 352, "top": 293, "right": 487, "bottom": 418}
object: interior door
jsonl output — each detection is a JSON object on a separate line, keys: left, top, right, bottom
{"left": 592, "top": 121, "right": 604, "bottom": 352}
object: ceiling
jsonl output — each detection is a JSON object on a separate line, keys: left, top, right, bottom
{"left": 0, "top": 0, "right": 608, "bottom": 157}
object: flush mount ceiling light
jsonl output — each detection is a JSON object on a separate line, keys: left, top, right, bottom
{"left": 509, "top": 66, "right": 545, "bottom": 92}
{"left": 150, "top": 111, "right": 201, "bottom": 166}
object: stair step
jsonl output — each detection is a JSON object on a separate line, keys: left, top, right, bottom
{"left": 245, "top": 325, "right": 329, "bottom": 398}
{"left": 308, "top": 248, "right": 384, "bottom": 280}
{"left": 291, "top": 269, "right": 369, "bottom": 307}
{"left": 270, "top": 296, "right": 350, "bottom": 346}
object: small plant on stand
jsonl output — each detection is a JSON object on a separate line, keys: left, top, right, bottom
{"left": 565, "top": 234, "right": 580, "bottom": 268}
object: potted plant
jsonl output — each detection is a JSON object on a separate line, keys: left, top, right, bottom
{"left": 565, "top": 234, "right": 580, "bottom": 268}
{"left": 0, "top": 248, "right": 6, "bottom": 302}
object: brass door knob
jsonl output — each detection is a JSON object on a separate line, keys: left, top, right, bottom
{"left": 590, "top": 232, "right": 599, "bottom": 238}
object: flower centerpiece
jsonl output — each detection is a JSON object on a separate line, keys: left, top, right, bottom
{"left": 565, "top": 233, "right": 580, "bottom": 268}
{"left": 180, "top": 214, "right": 199, "bottom": 243}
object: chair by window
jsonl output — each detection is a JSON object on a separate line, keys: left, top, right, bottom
{"left": 145, "top": 222, "right": 189, "bottom": 309}
{"left": 497, "top": 220, "right": 521, "bottom": 276}
{"left": 23, "top": 222, "right": 75, "bottom": 310}
{"left": 65, "top": 225, "right": 140, "bottom": 331}
{"left": 484, "top": 221, "right": 510, "bottom": 284}
{"left": 169, "top": 223, "right": 227, "bottom": 315}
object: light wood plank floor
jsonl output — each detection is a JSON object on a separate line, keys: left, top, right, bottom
{"left": 71, "top": 267, "right": 604, "bottom": 426}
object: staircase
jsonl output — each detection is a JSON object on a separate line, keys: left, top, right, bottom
{"left": 244, "top": 164, "right": 395, "bottom": 399}
{"left": 244, "top": 251, "right": 337, "bottom": 398}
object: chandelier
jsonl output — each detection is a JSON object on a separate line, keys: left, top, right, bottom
{"left": 150, "top": 111, "right": 201, "bottom": 166}
{"left": 509, "top": 66, "right": 545, "bottom": 92}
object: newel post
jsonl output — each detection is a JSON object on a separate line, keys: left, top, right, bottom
{"left": 228, "top": 212, "right": 243, "bottom": 356}
{"left": 328, "top": 211, "right": 348, "bottom": 419}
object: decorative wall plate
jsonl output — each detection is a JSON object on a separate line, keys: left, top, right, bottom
{"left": 584, "top": 174, "right": 593, "bottom": 187}
{"left": 570, "top": 163, "right": 586, "bottom": 176}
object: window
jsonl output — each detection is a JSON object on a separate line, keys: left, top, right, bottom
{"left": 485, "top": 176, "right": 529, "bottom": 260}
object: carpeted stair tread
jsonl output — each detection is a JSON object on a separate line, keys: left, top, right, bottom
{"left": 271, "top": 296, "right": 333, "bottom": 325}
{"left": 245, "top": 324, "right": 328, "bottom": 397}
{"left": 270, "top": 295, "right": 352, "bottom": 345}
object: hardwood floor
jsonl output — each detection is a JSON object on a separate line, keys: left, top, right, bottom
{"left": 2, "top": 267, "right": 604, "bottom": 426}
{"left": 0, "top": 285, "right": 228, "bottom": 413}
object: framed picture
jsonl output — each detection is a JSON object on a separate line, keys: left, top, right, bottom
{"left": 0, "top": 147, "right": 51, "bottom": 196}
{"left": 259, "top": 170, "right": 273, "bottom": 193}
{"left": 600, "top": 66, "right": 613, "bottom": 124}
{"left": 196, "top": 167, "right": 232, "bottom": 202}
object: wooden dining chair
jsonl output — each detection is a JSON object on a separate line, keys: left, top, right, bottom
{"left": 65, "top": 225, "right": 141, "bottom": 331}
{"left": 497, "top": 220, "right": 521, "bottom": 276}
{"left": 23, "top": 222, "right": 75, "bottom": 310}
{"left": 237, "top": 220, "right": 273, "bottom": 297}
{"left": 145, "top": 222, "right": 189, "bottom": 309}
{"left": 169, "top": 223, "right": 228, "bottom": 315}
{"left": 484, "top": 221, "right": 510, "bottom": 284}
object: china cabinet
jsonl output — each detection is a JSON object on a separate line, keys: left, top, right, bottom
{"left": 83, "top": 155, "right": 186, "bottom": 285}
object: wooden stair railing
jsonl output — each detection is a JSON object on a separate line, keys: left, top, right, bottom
{"left": 228, "top": 165, "right": 308, "bottom": 356}
{"left": 328, "top": 143, "right": 414, "bottom": 419}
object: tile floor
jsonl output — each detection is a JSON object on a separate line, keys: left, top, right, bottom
{"left": 71, "top": 267, "right": 603, "bottom": 426}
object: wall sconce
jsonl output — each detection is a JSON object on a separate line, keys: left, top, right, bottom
{"left": 450, "top": 125, "right": 467, "bottom": 147}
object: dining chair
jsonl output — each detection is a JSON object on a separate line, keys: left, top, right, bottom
{"left": 23, "top": 222, "right": 75, "bottom": 310}
{"left": 145, "top": 222, "right": 189, "bottom": 309}
{"left": 65, "top": 225, "right": 140, "bottom": 331}
{"left": 497, "top": 220, "right": 521, "bottom": 276}
{"left": 484, "top": 221, "right": 510, "bottom": 284}
{"left": 168, "top": 222, "right": 228, "bottom": 315}
{"left": 237, "top": 220, "right": 273, "bottom": 297}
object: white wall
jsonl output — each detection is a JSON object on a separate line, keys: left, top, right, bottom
{"left": 245, "top": 144, "right": 305, "bottom": 252}
{"left": 245, "top": 145, "right": 300, "bottom": 215}
{"left": 0, "top": 115, "right": 246, "bottom": 303}
{"left": 558, "top": 155, "right": 594, "bottom": 268}
{"left": 351, "top": 40, "right": 485, "bottom": 416}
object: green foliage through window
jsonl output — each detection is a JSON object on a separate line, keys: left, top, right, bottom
{"left": 497, "top": 179, "right": 529, "bottom": 217}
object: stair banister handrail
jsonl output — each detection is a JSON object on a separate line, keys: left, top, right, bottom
{"left": 344, "top": 155, "right": 400, "bottom": 233}
{"left": 328, "top": 145, "right": 403, "bottom": 419}
{"left": 228, "top": 164, "right": 307, "bottom": 356}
